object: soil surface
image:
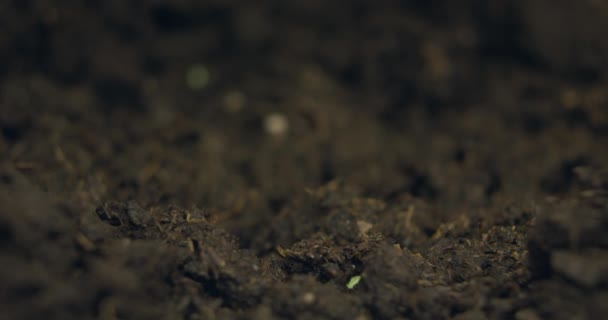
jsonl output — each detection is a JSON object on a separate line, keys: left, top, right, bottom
{"left": 1, "top": 1, "right": 608, "bottom": 319}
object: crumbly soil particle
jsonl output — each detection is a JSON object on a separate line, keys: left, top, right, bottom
{"left": 1, "top": 1, "right": 608, "bottom": 319}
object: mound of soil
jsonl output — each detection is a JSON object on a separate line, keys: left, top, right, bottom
{"left": 1, "top": 1, "right": 607, "bottom": 319}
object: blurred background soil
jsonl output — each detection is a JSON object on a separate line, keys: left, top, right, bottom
{"left": 1, "top": 0, "right": 608, "bottom": 319}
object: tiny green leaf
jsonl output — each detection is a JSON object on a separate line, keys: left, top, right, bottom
{"left": 346, "top": 275, "right": 361, "bottom": 289}
{"left": 186, "top": 64, "right": 210, "bottom": 90}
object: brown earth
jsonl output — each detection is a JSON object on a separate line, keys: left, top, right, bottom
{"left": 1, "top": 1, "right": 608, "bottom": 319}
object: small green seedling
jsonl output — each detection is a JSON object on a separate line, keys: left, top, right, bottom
{"left": 186, "top": 64, "right": 210, "bottom": 90}
{"left": 346, "top": 275, "right": 361, "bottom": 289}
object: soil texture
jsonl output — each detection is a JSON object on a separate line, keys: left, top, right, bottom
{"left": 1, "top": 1, "right": 608, "bottom": 319}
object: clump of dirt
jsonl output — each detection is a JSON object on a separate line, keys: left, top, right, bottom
{"left": 1, "top": 0, "right": 608, "bottom": 319}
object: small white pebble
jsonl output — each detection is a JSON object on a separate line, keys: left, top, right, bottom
{"left": 264, "top": 113, "right": 289, "bottom": 136}
{"left": 301, "top": 292, "right": 316, "bottom": 304}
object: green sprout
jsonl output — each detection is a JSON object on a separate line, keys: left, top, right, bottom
{"left": 346, "top": 275, "right": 361, "bottom": 289}
{"left": 186, "top": 64, "right": 210, "bottom": 90}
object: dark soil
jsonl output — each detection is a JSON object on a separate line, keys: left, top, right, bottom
{"left": 1, "top": 1, "right": 608, "bottom": 319}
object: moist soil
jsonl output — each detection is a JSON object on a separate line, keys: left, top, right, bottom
{"left": 1, "top": 1, "right": 608, "bottom": 319}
